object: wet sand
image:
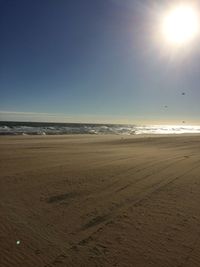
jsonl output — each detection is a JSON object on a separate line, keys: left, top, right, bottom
{"left": 1, "top": 134, "right": 200, "bottom": 267}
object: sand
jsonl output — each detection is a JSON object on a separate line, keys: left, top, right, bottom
{"left": 1, "top": 134, "right": 200, "bottom": 267}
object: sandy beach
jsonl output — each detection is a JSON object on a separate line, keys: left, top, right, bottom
{"left": 1, "top": 134, "right": 200, "bottom": 267}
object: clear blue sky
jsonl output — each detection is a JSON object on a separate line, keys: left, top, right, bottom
{"left": 1, "top": 0, "right": 200, "bottom": 124}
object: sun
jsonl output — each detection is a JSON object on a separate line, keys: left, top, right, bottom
{"left": 161, "top": 5, "right": 200, "bottom": 46}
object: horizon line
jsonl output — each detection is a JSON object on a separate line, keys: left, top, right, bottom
{"left": 0, "top": 110, "right": 200, "bottom": 126}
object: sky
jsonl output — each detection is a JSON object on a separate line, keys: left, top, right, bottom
{"left": 1, "top": 0, "right": 200, "bottom": 124}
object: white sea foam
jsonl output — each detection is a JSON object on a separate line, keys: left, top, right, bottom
{"left": 0, "top": 123, "right": 200, "bottom": 135}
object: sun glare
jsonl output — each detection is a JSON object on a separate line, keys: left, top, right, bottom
{"left": 162, "top": 5, "right": 200, "bottom": 46}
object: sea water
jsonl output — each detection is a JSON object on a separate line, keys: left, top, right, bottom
{"left": 1, "top": 121, "right": 200, "bottom": 135}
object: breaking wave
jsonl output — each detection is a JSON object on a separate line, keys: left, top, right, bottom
{"left": 0, "top": 122, "right": 200, "bottom": 135}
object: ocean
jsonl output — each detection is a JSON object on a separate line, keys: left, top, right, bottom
{"left": 1, "top": 121, "right": 200, "bottom": 135}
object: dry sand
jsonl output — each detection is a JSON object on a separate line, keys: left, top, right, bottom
{"left": 1, "top": 134, "right": 200, "bottom": 267}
